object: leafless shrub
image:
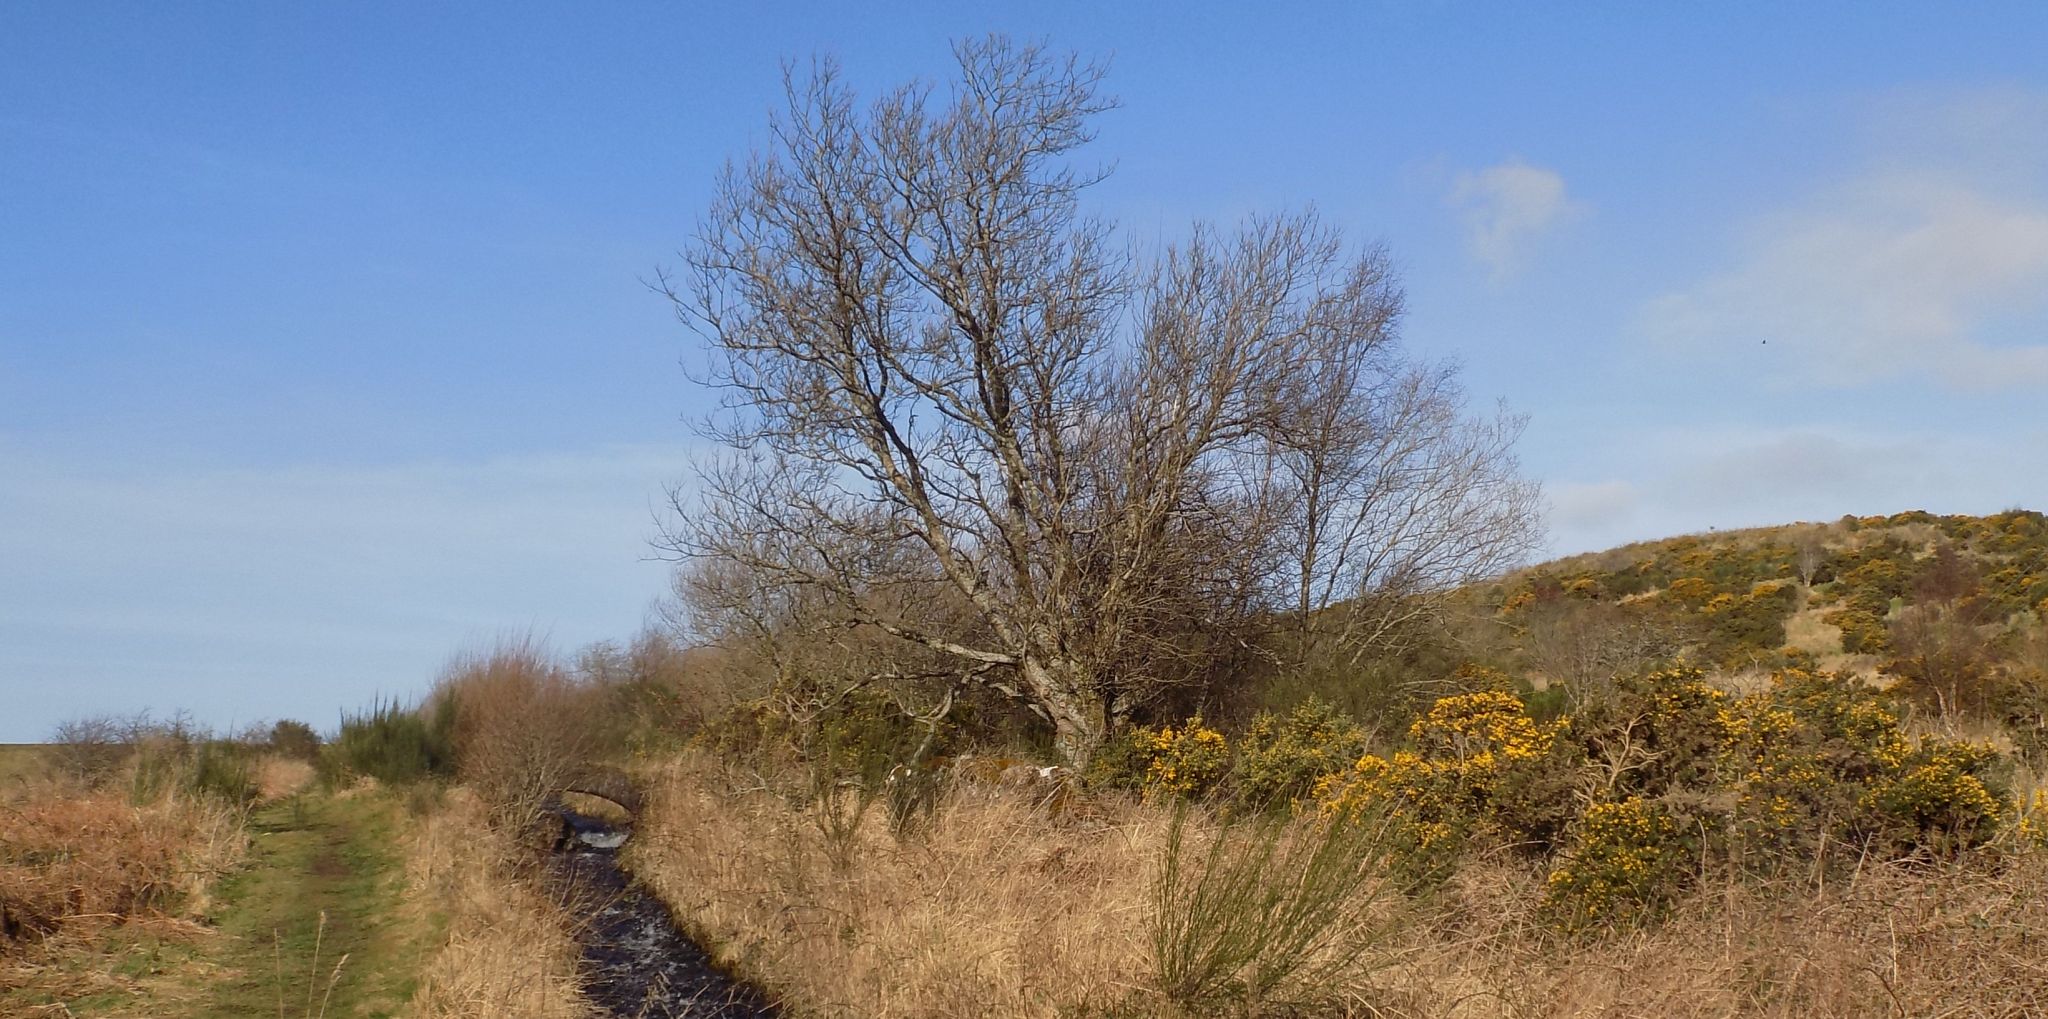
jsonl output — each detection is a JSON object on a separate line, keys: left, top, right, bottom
{"left": 435, "top": 638, "right": 605, "bottom": 837}
{"left": 48, "top": 713, "right": 131, "bottom": 787}
{"left": 1522, "top": 598, "right": 1694, "bottom": 703}
{"left": 578, "top": 624, "right": 766, "bottom": 748}
{"left": 1888, "top": 601, "right": 2002, "bottom": 717}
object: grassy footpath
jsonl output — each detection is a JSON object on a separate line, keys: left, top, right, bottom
{"left": 4, "top": 789, "right": 430, "bottom": 1018}
{"left": 193, "top": 791, "right": 424, "bottom": 1018}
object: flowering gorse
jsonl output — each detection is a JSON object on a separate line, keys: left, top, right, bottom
{"left": 1319, "top": 689, "right": 1571, "bottom": 864}
{"left": 1714, "top": 670, "right": 2007, "bottom": 862}
{"left": 1541, "top": 797, "right": 1688, "bottom": 931}
{"left": 1234, "top": 697, "right": 1369, "bottom": 809}
{"left": 1143, "top": 716, "right": 1229, "bottom": 799}
{"left": 2014, "top": 789, "right": 2048, "bottom": 850}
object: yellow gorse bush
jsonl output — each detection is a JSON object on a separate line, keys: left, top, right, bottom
{"left": 1541, "top": 796, "right": 1687, "bottom": 931}
{"left": 1652, "top": 675, "right": 1728, "bottom": 719}
{"left": 1224, "top": 656, "right": 2048, "bottom": 934}
{"left": 1665, "top": 576, "right": 1714, "bottom": 603}
{"left": 1711, "top": 670, "right": 2007, "bottom": 861}
{"left": 1408, "top": 690, "right": 1558, "bottom": 762}
{"left": 1318, "top": 689, "right": 1568, "bottom": 859}
{"left": 1234, "top": 697, "right": 1369, "bottom": 808}
{"left": 1319, "top": 667, "right": 2030, "bottom": 928}
{"left": 1143, "top": 716, "right": 1229, "bottom": 798}
{"left": 1861, "top": 739, "right": 2005, "bottom": 845}
{"left": 2014, "top": 789, "right": 2048, "bottom": 849}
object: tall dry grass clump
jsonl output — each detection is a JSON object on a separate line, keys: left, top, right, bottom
{"left": 626, "top": 752, "right": 1411, "bottom": 1018}
{"left": 629, "top": 752, "right": 1166, "bottom": 1018}
{"left": 406, "top": 785, "right": 590, "bottom": 1019}
{"left": 255, "top": 755, "right": 317, "bottom": 801}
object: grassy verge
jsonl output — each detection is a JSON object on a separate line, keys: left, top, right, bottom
{"left": 1, "top": 785, "right": 244, "bottom": 1014}
{"left": 0, "top": 917, "right": 219, "bottom": 1015}
{"left": 6, "top": 777, "right": 594, "bottom": 1019}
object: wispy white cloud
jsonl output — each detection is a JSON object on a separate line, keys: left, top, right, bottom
{"left": 1643, "top": 92, "right": 2048, "bottom": 390}
{"left": 1660, "top": 428, "right": 1952, "bottom": 510}
{"left": 1448, "top": 159, "right": 1578, "bottom": 278}
{"left": 1862, "top": 85, "right": 2048, "bottom": 186}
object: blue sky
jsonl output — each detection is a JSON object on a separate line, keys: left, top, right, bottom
{"left": 5, "top": 3, "right": 2047, "bottom": 740}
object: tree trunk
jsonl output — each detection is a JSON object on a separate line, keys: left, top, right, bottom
{"left": 1022, "top": 656, "right": 1106, "bottom": 768}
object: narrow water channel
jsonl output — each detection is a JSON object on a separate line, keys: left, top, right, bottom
{"left": 549, "top": 811, "right": 779, "bottom": 1019}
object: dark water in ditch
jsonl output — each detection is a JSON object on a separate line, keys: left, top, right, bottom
{"left": 549, "top": 810, "right": 779, "bottom": 1019}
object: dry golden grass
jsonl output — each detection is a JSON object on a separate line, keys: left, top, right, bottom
{"left": 1780, "top": 591, "right": 1843, "bottom": 661}
{"left": 1403, "top": 853, "right": 2048, "bottom": 1018}
{"left": 254, "top": 755, "right": 316, "bottom": 801}
{"left": 0, "top": 786, "right": 244, "bottom": 1011}
{"left": 0, "top": 789, "right": 243, "bottom": 952}
{"left": 406, "top": 786, "right": 591, "bottom": 1019}
{"left": 630, "top": 753, "right": 1175, "bottom": 1018}
{"left": 631, "top": 752, "right": 2048, "bottom": 1019}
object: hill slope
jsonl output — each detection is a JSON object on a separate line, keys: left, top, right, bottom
{"left": 1460, "top": 509, "right": 2047, "bottom": 697}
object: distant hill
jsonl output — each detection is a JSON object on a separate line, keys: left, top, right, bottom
{"left": 1457, "top": 510, "right": 2048, "bottom": 691}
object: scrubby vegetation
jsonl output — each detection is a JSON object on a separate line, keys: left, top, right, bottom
{"left": 618, "top": 510, "right": 2048, "bottom": 1017}
{"left": 17, "top": 30, "right": 2048, "bottom": 1016}
{"left": 321, "top": 697, "right": 458, "bottom": 789}
{"left": 3, "top": 718, "right": 258, "bottom": 1008}
{"left": 0, "top": 784, "right": 243, "bottom": 954}
{"left": 15, "top": 506, "right": 2048, "bottom": 1018}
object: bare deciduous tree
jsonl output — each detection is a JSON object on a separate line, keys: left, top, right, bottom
{"left": 1793, "top": 526, "right": 1829, "bottom": 586}
{"left": 662, "top": 37, "right": 1541, "bottom": 764}
{"left": 1521, "top": 598, "right": 1695, "bottom": 703}
{"left": 1271, "top": 344, "right": 1541, "bottom": 664}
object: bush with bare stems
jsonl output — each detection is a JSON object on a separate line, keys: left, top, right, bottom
{"left": 434, "top": 638, "right": 611, "bottom": 837}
